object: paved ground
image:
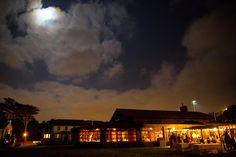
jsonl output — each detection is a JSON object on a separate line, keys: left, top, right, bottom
{"left": 1, "top": 145, "right": 236, "bottom": 157}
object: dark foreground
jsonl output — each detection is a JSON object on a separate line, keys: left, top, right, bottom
{"left": 1, "top": 146, "right": 236, "bottom": 157}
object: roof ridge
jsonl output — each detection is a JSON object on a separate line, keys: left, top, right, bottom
{"left": 116, "top": 108, "right": 207, "bottom": 114}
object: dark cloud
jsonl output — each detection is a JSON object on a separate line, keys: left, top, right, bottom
{"left": 105, "top": 63, "right": 124, "bottom": 79}
{"left": 0, "top": 0, "right": 25, "bottom": 22}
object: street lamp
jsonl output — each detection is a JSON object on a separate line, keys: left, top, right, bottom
{"left": 23, "top": 132, "right": 27, "bottom": 142}
{"left": 192, "top": 100, "right": 197, "bottom": 112}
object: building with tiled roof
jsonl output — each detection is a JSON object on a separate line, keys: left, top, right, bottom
{"left": 42, "top": 106, "right": 236, "bottom": 148}
{"left": 110, "top": 108, "right": 213, "bottom": 124}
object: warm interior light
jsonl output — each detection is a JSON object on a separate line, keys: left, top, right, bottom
{"left": 43, "top": 134, "right": 51, "bottom": 139}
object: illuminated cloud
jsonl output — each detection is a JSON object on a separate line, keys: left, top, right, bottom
{"left": 175, "top": 6, "right": 236, "bottom": 111}
{"left": 26, "top": 0, "right": 42, "bottom": 11}
{"left": 0, "top": 0, "right": 127, "bottom": 78}
{"left": 47, "top": 51, "right": 103, "bottom": 78}
{"left": 0, "top": 81, "right": 178, "bottom": 121}
{"left": 0, "top": 0, "right": 236, "bottom": 121}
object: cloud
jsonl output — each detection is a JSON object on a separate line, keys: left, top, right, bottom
{"left": 26, "top": 0, "right": 42, "bottom": 11}
{"left": 0, "top": 80, "right": 180, "bottom": 121}
{"left": 0, "top": 0, "right": 25, "bottom": 23}
{"left": 0, "top": 1, "right": 128, "bottom": 79}
{"left": 47, "top": 50, "right": 103, "bottom": 78}
{"left": 104, "top": 63, "right": 124, "bottom": 79}
{"left": 151, "top": 62, "right": 176, "bottom": 90}
{"left": 0, "top": 82, "right": 119, "bottom": 121}
{"left": 175, "top": 5, "right": 236, "bottom": 111}
{"left": 1, "top": 1, "right": 236, "bottom": 122}
{"left": 0, "top": 1, "right": 26, "bottom": 69}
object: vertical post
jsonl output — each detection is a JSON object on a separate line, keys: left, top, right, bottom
{"left": 24, "top": 117, "right": 28, "bottom": 142}
{"left": 136, "top": 127, "right": 142, "bottom": 142}
{"left": 23, "top": 132, "right": 27, "bottom": 142}
{"left": 200, "top": 129, "right": 204, "bottom": 143}
{"left": 162, "top": 126, "right": 165, "bottom": 147}
{"left": 162, "top": 126, "right": 165, "bottom": 139}
{"left": 192, "top": 100, "right": 197, "bottom": 112}
{"left": 100, "top": 128, "right": 106, "bottom": 146}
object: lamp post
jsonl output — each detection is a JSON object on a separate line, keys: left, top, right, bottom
{"left": 23, "top": 132, "right": 27, "bottom": 142}
{"left": 192, "top": 100, "right": 197, "bottom": 112}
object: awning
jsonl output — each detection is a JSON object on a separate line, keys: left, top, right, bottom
{"left": 184, "top": 124, "right": 219, "bottom": 130}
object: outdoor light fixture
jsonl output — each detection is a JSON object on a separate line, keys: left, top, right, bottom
{"left": 23, "top": 132, "right": 28, "bottom": 142}
{"left": 192, "top": 100, "right": 197, "bottom": 112}
{"left": 23, "top": 132, "right": 27, "bottom": 137}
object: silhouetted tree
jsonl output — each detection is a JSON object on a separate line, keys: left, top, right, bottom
{"left": 0, "top": 111, "right": 8, "bottom": 128}
{"left": 27, "top": 118, "right": 42, "bottom": 140}
{"left": 0, "top": 97, "right": 39, "bottom": 141}
{"left": 223, "top": 104, "right": 236, "bottom": 123}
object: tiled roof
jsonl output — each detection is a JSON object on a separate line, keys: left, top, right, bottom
{"left": 50, "top": 119, "right": 105, "bottom": 126}
{"left": 110, "top": 108, "right": 213, "bottom": 124}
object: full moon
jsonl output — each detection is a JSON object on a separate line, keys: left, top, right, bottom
{"left": 34, "top": 7, "right": 59, "bottom": 26}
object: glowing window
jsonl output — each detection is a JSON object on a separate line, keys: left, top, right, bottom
{"left": 80, "top": 128, "right": 101, "bottom": 142}
{"left": 141, "top": 128, "right": 163, "bottom": 142}
{"left": 55, "top": 134, "right": 60, "bottom": 139}
{"left": 106, "top": 128, "right": 136, "bottom": 142}
{"left": 43, "top": 134, "right": 51, "bottom": 139}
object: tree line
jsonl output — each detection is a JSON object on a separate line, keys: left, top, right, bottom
{"left": 0, "top": 97, "right": 39, "bottom": 143}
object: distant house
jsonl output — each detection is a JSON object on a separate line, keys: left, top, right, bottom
{"left": 42, "top": 119, "right": 105, "bottom": 144}
{"left": 0, "top": 120, "right": 13, "bottom": 144}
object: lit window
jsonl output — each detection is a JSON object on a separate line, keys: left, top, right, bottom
{"left": 43, "top": 134, "right": 51, "bottom": 139}
{"left": 55, "top": 134, "right": 60, "bottom": 139}
{"left": 106, "top": 128, "right": 136, "bottom": 142}
{"left": 80, "top": 128, "right": 101, "bottom": 142}
{"left": 141, "top": 128, "right": 163, "bottom": 142}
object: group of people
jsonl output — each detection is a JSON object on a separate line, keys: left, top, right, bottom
{"left": 223, "top": 129, "right": 236, "bottom": 151}
{"left": 169, "top": 133, "right": 185, "bottom": 148}
{"left": 168, "top": 129, "right": 236, "bottom": 151}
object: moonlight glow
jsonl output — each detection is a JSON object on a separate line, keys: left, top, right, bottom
{"left": 34, "top": 7, "right": 59, "bottom": 26}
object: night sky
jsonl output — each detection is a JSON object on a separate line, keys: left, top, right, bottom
{"left": 0, "top": 0, "right": 236, "bottom": 121}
